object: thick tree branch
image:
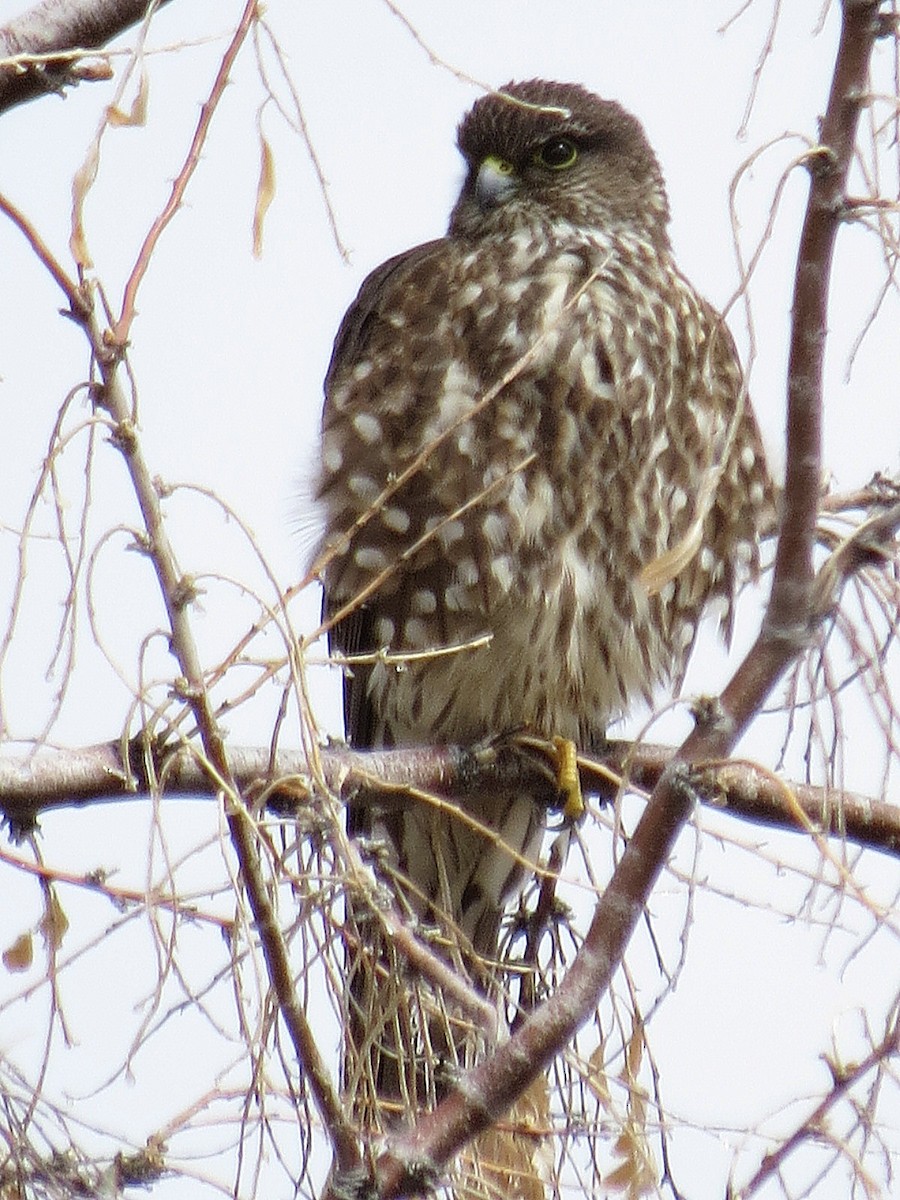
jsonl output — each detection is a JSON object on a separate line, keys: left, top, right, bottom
{"left": 765, "top": 0, "right": 882, "bottom": 647}
{"left": 0, "top": 0, "right": 173, "bottom": 114}
{"left": 2, "top": 737, "right": 899, "bottom": 860}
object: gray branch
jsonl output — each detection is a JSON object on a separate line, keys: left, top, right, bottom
{"left": 0, "top": 0, "right": 172, "bottom": 114}
{"left": 2, "top": 736, "right": 898, "bottom": 860}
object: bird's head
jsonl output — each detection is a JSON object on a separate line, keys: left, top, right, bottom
{"left": 448, "top": 80, "right": 670, "bottom": 245}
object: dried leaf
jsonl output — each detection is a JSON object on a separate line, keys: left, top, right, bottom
{"left": 70, "top": 140, "right": 100, "bottom": 270}
{"left": 253, "top": 135, "right": 277, "bottom": 258}
{"left": 604, "top": 1155, "right": 640, "bottom": 1191}
{"left": 3, "top": 931, "right": 33, "bottom": 972}
{"left": 638, "top": 466, "right": 718, "bottom": 594}
{"left": 107, "top": 69, "right": 149, "bottom": 127}
{"left": 585, "top": 1040, "right": 611, "bottom": 1103}
{"left": 39, "top": 892, "right": 69, "bottom": 951}
{"left": 638, "top": 516, "right": 704, "bottom": 595}
{"left": 625, "top": 1015, "right": 644, "bottom": 1080}
{"left": 605, "top": 1124, "right": 656, "bottom": 1198}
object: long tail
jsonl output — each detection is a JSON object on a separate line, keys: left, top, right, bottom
{"left": 341, "top": 788, "right": 551, "bottom": 1200}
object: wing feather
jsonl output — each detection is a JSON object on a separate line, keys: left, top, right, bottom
{"left": 322, "top": 239, "right": 449, "bottom": 753}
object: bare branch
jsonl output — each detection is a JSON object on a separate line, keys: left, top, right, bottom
{"left": 766, "top": 0, "right": 883, "bottom": 654}
{"left": 3, "top": 736, "right": 900, "bottom": 859}
{"left": 0, "top": 0, "right": 173, "bottom": 114}
{"left": 0, "top": 189, "right": 89, "bottom": 319}
{"left": 733, "top": 1005, "right": 900, "bottom": 1199}
{"left": 111, "top": 0, "right": 254, "bottom": 344}
{"left": 1, "top": 2, "right": 360, "bottom": 1174}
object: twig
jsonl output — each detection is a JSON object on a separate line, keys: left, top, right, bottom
{"left": 111, "top": 0, "right": 256, "bottom": 345}
{"left": 0, "top": 190, "right": 89, "bottom": 318}
{"left": 732, "top": 1007, "right": 900, "bottom": 1199}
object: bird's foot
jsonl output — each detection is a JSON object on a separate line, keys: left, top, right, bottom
{"left": 550, "top": 735, "right": 584, "bottom": 821}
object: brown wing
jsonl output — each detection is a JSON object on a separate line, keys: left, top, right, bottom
{"left": 321, "top": 239, "right": 448, "bottom": 753}
{"left": 324, "top": 238, "right": 446, "bottom": 396}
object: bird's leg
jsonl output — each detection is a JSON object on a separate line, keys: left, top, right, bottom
{"left": 551, "top": 735, "right": 584, "bottom": 821}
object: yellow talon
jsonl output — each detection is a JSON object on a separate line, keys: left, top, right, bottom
{"left": 552, "top": 736, "right": 584, "bottom": 821}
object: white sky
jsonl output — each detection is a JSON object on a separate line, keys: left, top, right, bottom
{"left": 1, "top": 3, "right": 900, "bottom": 1198}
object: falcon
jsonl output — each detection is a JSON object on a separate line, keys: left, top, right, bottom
{"left": 314, "top": 79, "right": 771, "bottom": 997}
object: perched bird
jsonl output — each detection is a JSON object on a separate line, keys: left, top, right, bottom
{"left": 314, "top": 79, "right": 771, "bottom": 1121}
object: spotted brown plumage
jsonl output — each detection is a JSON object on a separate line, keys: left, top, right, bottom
{"left": 315, "top": 79, "right": 772, "bottom": 987}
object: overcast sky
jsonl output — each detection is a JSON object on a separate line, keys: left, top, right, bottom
{"left": 2, "top": 4, "right": 900, "bottom": 1198}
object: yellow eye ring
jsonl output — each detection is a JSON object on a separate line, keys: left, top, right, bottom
{"left": 535, "top": 137, "right": 578, "bottom": 170}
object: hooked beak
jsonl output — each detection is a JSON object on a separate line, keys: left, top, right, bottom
{"left": 474, "top": 155, "right": 518, "bottom": 209}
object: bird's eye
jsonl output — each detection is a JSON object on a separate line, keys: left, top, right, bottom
{"left": 535, "top": 137, "right": 578, "bottom": 170}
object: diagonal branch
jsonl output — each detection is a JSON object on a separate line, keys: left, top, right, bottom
{"left": 0, "top": 1, "right": 361, "bottom": 1179}
{"left": 734, "top": 1003, "right": 900, "bottom": 1199}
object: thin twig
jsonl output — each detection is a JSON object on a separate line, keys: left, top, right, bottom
{"left": 0, "top": 190, "right": 89, "bottom": 317}
{"left": 110, "top": 0, "right": 256, "bottom": 345}
{"left": 733, "top": 1007, "right": 900, "bottom": 1199}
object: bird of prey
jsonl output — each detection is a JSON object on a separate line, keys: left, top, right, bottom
{"left": 314, "top": 78, "right": 771, "bottom": 1128}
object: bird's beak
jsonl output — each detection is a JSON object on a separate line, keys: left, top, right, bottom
{"left": 474, "top": 155, "right": 518, "bottom": 209}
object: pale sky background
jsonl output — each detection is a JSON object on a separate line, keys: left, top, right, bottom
{"left": 1, "top": 3, "right": 900, "bottom": 1198}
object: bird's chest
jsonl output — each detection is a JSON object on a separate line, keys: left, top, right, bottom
{"left": 455, "top": 301, "right": 665, "bottom": 571}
